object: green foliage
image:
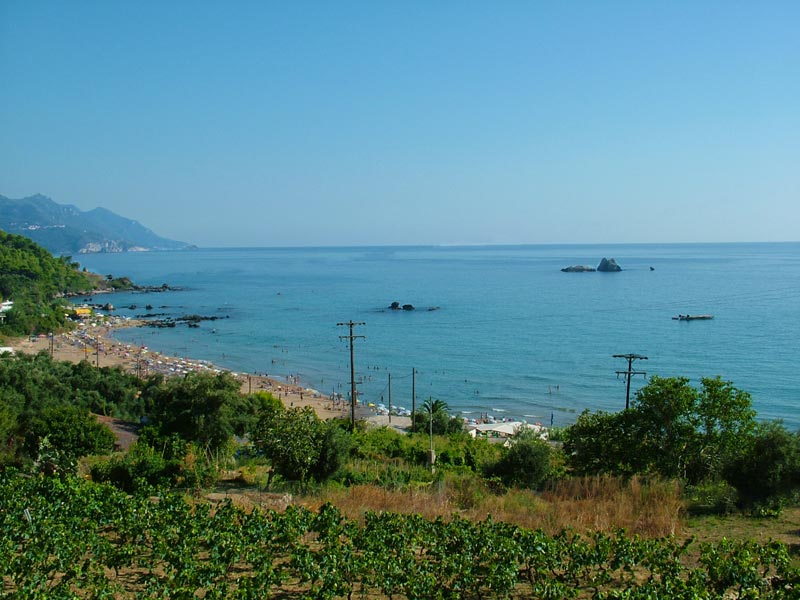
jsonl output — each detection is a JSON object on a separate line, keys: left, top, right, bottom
{"left": 411, "top": 397, "right": 463, "bottom": 434}
{"left": 564, "top": 376, "right": 759, "bottom": 485}
{"left": 0, "top": 230, "right": 98, "bottom": 335}
{"left": 0, "top": 352, "right": 146, "bottom": 468}
{"left": 22, "top": 404, "right": 115, "bottom": 471}
{"left": 629, "top": 376, "right": 699, "bottom": 479}
{"left": 724, "top": 421, "right": 800, "bottom": 511}
{"left": 1, "top": 473, "right": 798, "bottom": 599}
{"left": 684, "top": 480, "right": 739, "bottom": 515}
{"left": 91, "top": 440, "right": 222, "bottom": 493}
{"left": 563, "top": 409, "right": 635, "bottom": 476}
{"left": 0, "top": 351, "right": 143, "bottom": 419}
{"left": 351, "top": 426, "right": 502, "bottom": 473}
{"left": 90, "top": 442, "right": 179, "bottom": 493}
{"left": 142, "top": 371, "right": 250, "bottom": 455}
{"left": 253, "top": 405, "right": 351, "bottom": 484}
{"left": 108, "top": 276, "right": 135, "bottom": 290}
{"left": 486, "top": 429, "right": 554, "bottom": 489}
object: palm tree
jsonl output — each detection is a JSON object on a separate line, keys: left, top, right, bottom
{"left": 422, "top": 397, "right": 449, "bottom": 415}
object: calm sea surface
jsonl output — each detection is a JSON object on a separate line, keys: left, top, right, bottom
{"left": 75, "top": 243, "right": 800, "bottom": 430}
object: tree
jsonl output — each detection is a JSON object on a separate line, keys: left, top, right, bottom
{"left": 488, "top": 428, "right": 553, "bottom": 489}
{"left": 564, "top": 376, "right": 759, "bottom": 484}
{"left": 143, "top": 371, "right": 246, "bottom": 455}
{"left": 724, "top": 421, "right": 800, "bottom": 510}
{"left": 563, "top": 409, "right": 636, "bottom": 476}
{"left": 629, "top": 376, "right": 698, "bottom": 479}
{"left": 21, "top": 404, "right": 115, "bottom": 471}
{"left": 690, "top": 377, "right": 756, "bottom": 481}
{"left": 252, "top": 405, "right": 350, "bottom": 485}
{"left": 411, "top": 397, "right": 462, "bottom": 435}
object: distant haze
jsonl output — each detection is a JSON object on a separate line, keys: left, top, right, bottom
{"left": 1, "top": 3, "right": 798, "bottom": 247}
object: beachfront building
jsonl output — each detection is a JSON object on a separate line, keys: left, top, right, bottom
{"left": 68, "top": 305, "right": 93, "bottom": 319}
{"left": 0, "top": 299, "right": 12, "bottom": 325}
{"left": 467, "top": 421, "right": 549, "bottom": 442}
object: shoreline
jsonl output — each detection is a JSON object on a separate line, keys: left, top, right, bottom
{"left": 8, "top": 317, "right": 410, "bottom": 431}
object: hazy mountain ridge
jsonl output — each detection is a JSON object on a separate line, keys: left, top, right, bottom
{"left": 0, "top": 194, "right": 190, "bottom": 255}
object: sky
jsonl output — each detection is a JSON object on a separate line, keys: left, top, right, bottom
{"left": 1, "top": 1, "right": 798, "bottom": 247}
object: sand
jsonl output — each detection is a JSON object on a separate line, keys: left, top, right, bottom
{"left": 7, "top": 317, "right": 408, "bottom": 430}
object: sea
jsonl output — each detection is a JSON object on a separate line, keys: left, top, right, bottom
{"left": 74, "top": 243, "right": 800, "bottom": 431}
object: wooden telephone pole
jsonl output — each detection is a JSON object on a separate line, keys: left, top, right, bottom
{"left": 338, "top": 321, "right": 365, "bottom": 430}
{"left": 613, "top": 353, "right": 648, "bottom": 409}
{"left": 411, "top": 367, "right": 417, "bottom": 425}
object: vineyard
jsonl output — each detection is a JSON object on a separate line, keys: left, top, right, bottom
{"left": 1, "top": 473, "right": 797, "bottom": 599}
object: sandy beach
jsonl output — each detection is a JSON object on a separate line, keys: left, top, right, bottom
{"left": 8, "top": 316, "right": 410, "bottom": 430}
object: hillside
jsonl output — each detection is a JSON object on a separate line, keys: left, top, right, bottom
{"left": 0, "top": 193, "right": 190, "bottom": 255}
{"left": 0, "top": 230, "right": 101, "bottom": 335}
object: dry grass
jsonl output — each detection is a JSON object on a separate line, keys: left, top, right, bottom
{"left": 302, "top": 474, "right": 684, "bottom": 538}
{"left": 536, "top": 475, "right": 684, "bottom": 536}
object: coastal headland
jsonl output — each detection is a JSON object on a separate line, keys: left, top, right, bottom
{"left": 9, "top": 317, "right": 410, "bottom": 431}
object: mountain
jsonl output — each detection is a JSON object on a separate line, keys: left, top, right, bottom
{"left": 0, "top": 194, "right": 191, "bottom": 255}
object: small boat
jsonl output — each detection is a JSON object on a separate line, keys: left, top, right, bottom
{"left": 672, "top": 314, "right": 714, "bottom": 321}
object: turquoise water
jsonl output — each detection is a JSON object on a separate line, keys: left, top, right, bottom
{"left": 75, "top": 243, "right": 800, "bottom": 430}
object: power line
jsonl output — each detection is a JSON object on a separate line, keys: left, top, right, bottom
{"left": 337, "top": 320, "right": 365, "bottom": 431}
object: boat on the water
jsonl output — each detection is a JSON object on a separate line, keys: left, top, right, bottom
{"left": 672, "top": 314, "right": 714, "bottom": 321}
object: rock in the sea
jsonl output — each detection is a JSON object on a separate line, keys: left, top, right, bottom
{"left": 561, "top": 265, "right": 596, "bottom": 273}
{"left": 597, "top": 258, "right": 622, "bottom": 272}
{"left": 389, "top": 301, "right": 417, "bottom": 311}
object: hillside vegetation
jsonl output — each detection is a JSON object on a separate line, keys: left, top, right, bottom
{"left": 0, "top": 230, "right": 104, "bottom": 336}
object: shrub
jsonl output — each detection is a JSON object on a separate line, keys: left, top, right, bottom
{"left": 724, "top": 421, "right": 800, "bottom": 511}
{"left": 487, "top": 431, "right": 554, "bottom": 490}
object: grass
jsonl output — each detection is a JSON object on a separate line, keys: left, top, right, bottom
{"left": 300, "top": 473, "right": 684, "bottom": 537}
{"left": 686, "top": 506, "right": 800, "bottom": 556}
{"left": 224, "top": 470, "right": 798, "bottom": 562}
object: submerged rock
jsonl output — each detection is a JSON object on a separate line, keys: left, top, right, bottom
{"left": 561, "top": 265, "right": 596, "bottom": 273}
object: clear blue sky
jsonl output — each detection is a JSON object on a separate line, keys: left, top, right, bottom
{"left": 1, "top": 1, "right": 798, "bottom": 247}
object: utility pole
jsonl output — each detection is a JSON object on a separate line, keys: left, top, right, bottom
{"left": 338, "top": 320, "right": 365, "bottom": 431}
{"left": 428, "top": 396, "right": 436, "bottom": 473}
{"left": 613, "top": 353, "right": 648, "bottom": 409}
{"left": 388, "top": 372, "right": 392, "bottom": 424}
{"left": 411, "top": 368, "right": 417, "bottom": 426}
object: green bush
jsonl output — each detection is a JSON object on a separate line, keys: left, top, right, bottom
{"left": 22, "top": 404, "right": 115, "bottom": 472}
{"left": 684, "top": 480, "right": 738, "bottom": 515}
{"left": 486, "top": 431, "right": 554, "bottom": 490}
{"left": 253, "top": 405, "right": 351, "bottom": 485}
{"left": 90, "top": 442, "right": 179, "bottom": 493}
{"left": 724, "top": 421, "right": 800, "bottom": 511}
